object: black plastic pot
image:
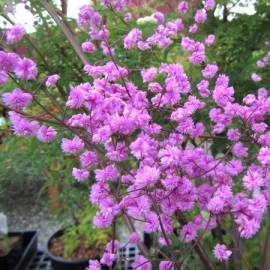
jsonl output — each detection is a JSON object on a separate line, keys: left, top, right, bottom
{"left": 47, "top": 229, "right": 112, "bottom": 270}
{"left": 46, "top": 229, "right": 90, "bottom": 270}
{"left": 0, "top": 231, "right": 38, "bottom": 270}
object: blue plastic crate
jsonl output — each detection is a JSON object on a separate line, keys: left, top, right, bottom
{"left": 26, "top": 248, "right": 52, "bottom": 270}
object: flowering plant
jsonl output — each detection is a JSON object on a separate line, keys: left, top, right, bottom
{"left": 1, "top": 0, "right": 270, "bottom": 269}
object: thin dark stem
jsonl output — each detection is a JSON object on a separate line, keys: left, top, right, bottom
{"left": 112, "top": 220, "right": 116, "bottom": 254}
{"left": 0, "top": 13, "right": 50, "bottom": 68}
{"left": 123, "top": 214, "right": 149, "bottom": 255}
{"left": 108, "top": 4, "right": 130, "bottom": 29}
{"left": 105, "top": 41, "right": 131, "bottom": 97}
{"left": 0, "top": 102, "right": 59, "bottom": 125}
{"left": 177, "top": 212, "right": 217, "bottom": 270}
{"left": 60, "top": 0, "right": 67, "bottom": 15}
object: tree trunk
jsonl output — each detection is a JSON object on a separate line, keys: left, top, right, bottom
{"left": 263, "top": 210, "right": 270, "bottom": 270}
{"left": 60, "top": 0, "right": 67, "bottom": 15}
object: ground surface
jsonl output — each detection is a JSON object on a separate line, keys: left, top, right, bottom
{"left": 0, "top": 180, "right": 137, "bottom": 247}
{"left": 0, "top": 181, "right": 63, "bottom": 247}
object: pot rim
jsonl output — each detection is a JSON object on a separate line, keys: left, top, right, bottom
{"left": 46, "top": 228, "right": 93, "bottom": 264}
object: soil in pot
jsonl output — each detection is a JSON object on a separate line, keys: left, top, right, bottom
{"left": 48, "top": 229, "right": 110, "bottom": 270}
{"left": 50, "top": 234, "right": 104, "bottom": 261}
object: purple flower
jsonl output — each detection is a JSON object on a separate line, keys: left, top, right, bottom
{"left": 159, "top": 237, "right": 172, "bottom": 247}
{"left": 141, "top": 67, "right": 158, "bottom": 83}
{"left": 149, "top": 82, "right": 162, "bottom": 93}
{"left": 2, "top": 88, "right": 32, "bottom": 110}
{"left": 45, "top": 74, "right": 60, "bottom": 87}
{"left": 37, "top": 126, "right": 57, "bottom": 142}
{"left": 197, "top": 80, "right": 210, "bottom": 97}
{"left": 205, "top": 34, "right": 215, "bottom": 46}
{"left": 252, "top": 122, "right": 267, "bottom": 133}
{"left": 251, "top": 73, "right": 262, "bottom": 82}
{"left": 162, "top": 175, "right": 180, "bottom": 190}
{"left": 78, "top": 5, "right": 94, "bottom": 27}
{"left": 204, "top": 0, "right": 216, "bottom": 10}
{"left": 153, "top": 12, "right": 164, "bottom": 24}
{"left": 138, "top": 41, "right": 150, "bottom": 51}
{"left": 124, "top": 28, "right": 142, "bottom": 49}
{"left": 189, "top": 24, "right": 198, "bottom": 33}
{"left": 106, "top": 142, "right": 128, "bottom": 162}
{"left": 202, "top": 64, "right": 218, "bottom": 79}
{"left": 213, "top": 244, "right": 232, "bottom": 261}
{"left": 90, "top": 25, "right": 109, "bottom": 41}
{"left": 105, "top": 240, "right": 120, "bottom": 253}
{"left": 0, "top": 71, "right": 8, "bottom": 85}
{"left": 81, "top": 41, "right": 96, "bottom": 53}
{"left": 216, "top": 74, "right": 229, "bottom": 87}
{"left": 124, "top": 12, "right": 132, "bottom": 22}
{"left": 180, "top": 222, "right": 197, "bottom": 242}
{"left": 95, "top": 164, "right": 119, "bottom": 182}
{"left": 258, "top": 147, "right": 270, "bottom": 166}
{"left": 0, "top": 52, "right": 18, "bottom": 73}
{"left": 100, "top": 253, "right": 116, "bottom": 267}
{"left": 178, "top": 1, "right": 189, "bottom": 15}
{"left": 160, "top": 214, "right": 173, "bottom": 234}
{"left": 207, "top": 185, "right": 232, "bottom": 213}
{"left": 100, "top": 41, "right": 114, "bottom": 56}
{"left": 6, "top": 24, "right": 25, "bottom": 44}
{"left": 66, "top": 85, "right": 87, "bottom": 109}
{"left": 80, "top": 151, "right": 98, "bottom": 167}
{"left": 93, "top": 211, "right": 113, "bottom": 228}
{"left": 175, "top": 18, "right": 184, "bottom": 31}
{"left": 232, "top": 142, "right": 248, "bottom": 158}
{"left": 128, "top": 232, "right": 140, "bottom": 244}
{"left": 207, "top": 196, "right": 226, "bottom": 213}
{"left": 61, "top": 136, "right": 84, "bottom": 154}
{"left": 188, "top": 42, "right": 206, "bottom": 65}
{"left": 90, "top": 12, "right": 103, "bottom": 28}
{"left": 227, "top": 128, "right": 240, "bottom": 141}
{"left": 181, "top": 37, "right": 195, "bottom": 51}
{"left": 9, "top": 111, "right": 39, "bottom": 137}
{"left": 233, "top": 193, "right": 267, "bottom": 238}
{"left": 226, "top": 160, "right": 243, "bottom": 176}
{"left": 86, "top": 260, "right": 101, "bottom": 270}
{"left": 144, "top": 212, "right": 159, "bottom": 233}
{"left": 92, "top": 126, "right": 111, "bottom": 143}
{"left": 194, "top": 9, "right": 207, "bottom": 24}
{"left": 72, "top": 168, "right": 89, "bottom": 182}
{"left": 131, "top": 255, "right": 151, "bottom": 270}
{"left": 159, "top": 261, "right": 173, "bottom": 270}
{"left": 135, "top": 165, "right": 160, "bottom": 188}
{"left": 15, "top": 58, "right": 38, "bottom": 80}
{"left": 257, "top": 60, "right": 265, "bottom": 68}
{"left": 130, "top": 133, "right": 157, "bottom": 160}
{"left": 101, "top": 0, "right": 131, "bottom": 11}
{"left": 243, "top": 164, "right": 264, "bottom": 191}
{"left": 213, "top": 74, "right": 234, "bottom": 107}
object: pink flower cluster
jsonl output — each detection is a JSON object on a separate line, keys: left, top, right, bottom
{"left": 213, "top": 244, "right": 232, "bottom": 261}
{"left": 5, "top": 24, "right": 25, "bottom": 44}
{"left": 123, "top": 17, "right": 185, "bottom": 51}
{"left": 101, "top": 0, "right": 132, "bottom": 11}
{"left": 2, "top": 0, "right": 270, "bottom": 268}
{"left": 251, "top": 44, "right": 270, "bottom": 82}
